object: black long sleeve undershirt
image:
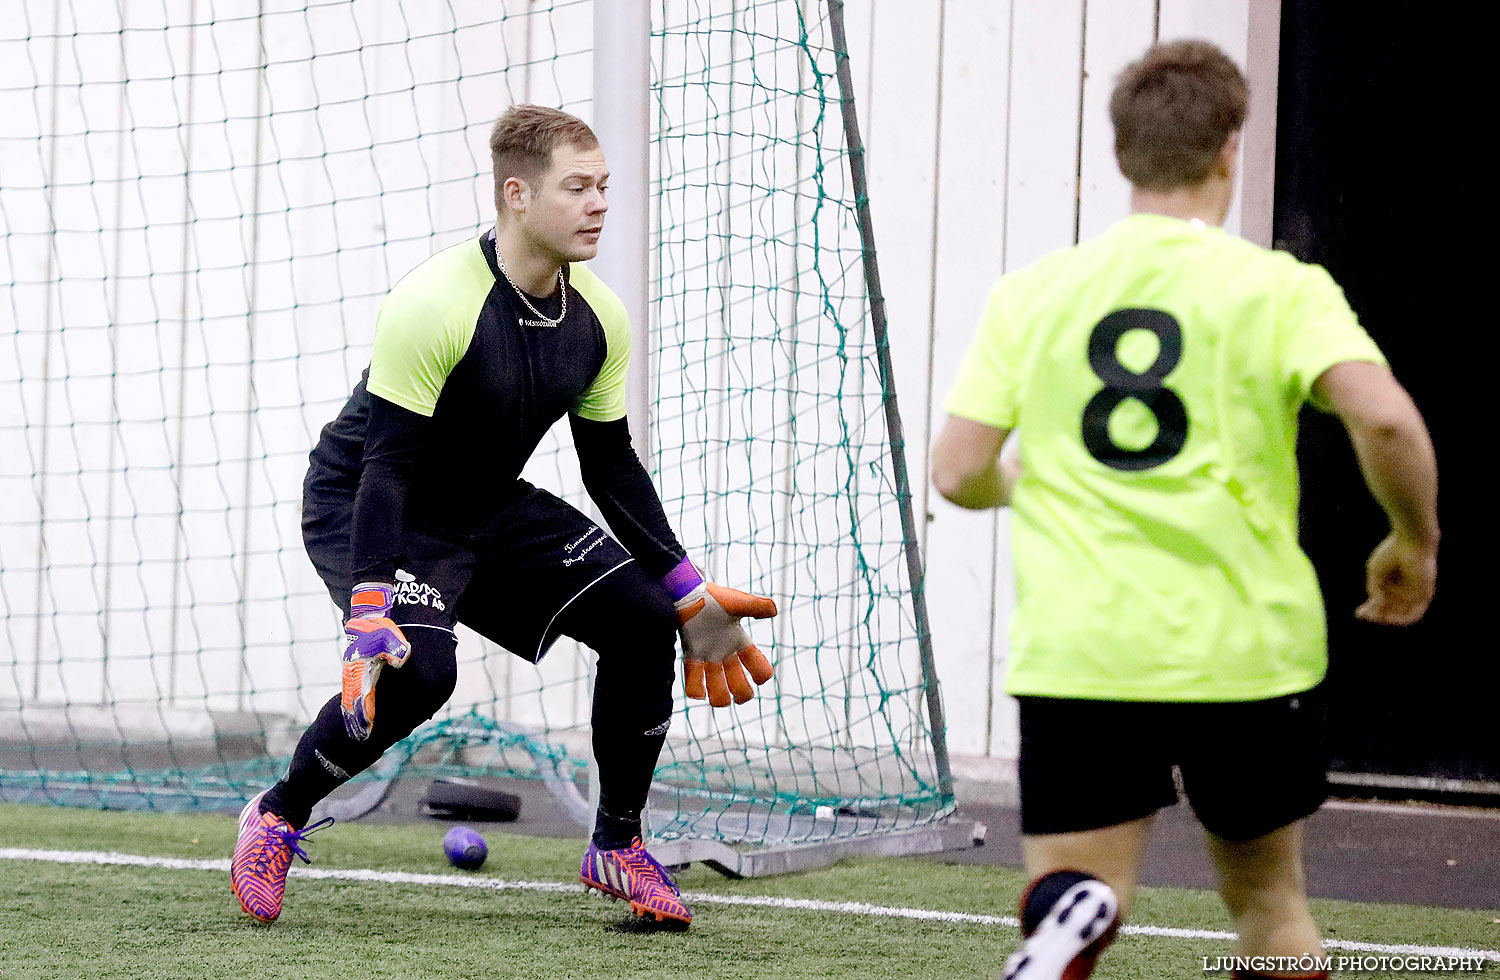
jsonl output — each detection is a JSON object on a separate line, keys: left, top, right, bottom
{"left": 570, "top": 414, "right": 686, "bottom": 578}
{"left": 350, "top": 402, "right": 684, "bottom": 587}
{"left": 350, "top": 394, "right": 429, "bottom": 584}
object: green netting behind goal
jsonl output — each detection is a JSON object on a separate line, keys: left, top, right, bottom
{"left": 0, "top": 0, "right": 952, "bottom": 848}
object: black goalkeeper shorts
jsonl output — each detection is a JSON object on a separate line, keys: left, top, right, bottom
{"left": 302, "top": 483, "right": 637, "bottom": 662}
{"left": 1016, "top": 690, "right": 1329, "bottom": 842}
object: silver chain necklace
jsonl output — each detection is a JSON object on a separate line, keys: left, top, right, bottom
{"left": 495, "top": 248, "right": 566, "bottom": 327}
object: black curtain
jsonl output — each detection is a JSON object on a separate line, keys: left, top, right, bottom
{"left": 1275, "top": 2, "right": 1489, "bottom": 782}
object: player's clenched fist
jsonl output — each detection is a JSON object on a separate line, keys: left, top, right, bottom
{"left": 661, "top": 559, "right": 777, "bottom": 707}
{"left": 1355, "top": 533, "right": 1437, "bottom": 626}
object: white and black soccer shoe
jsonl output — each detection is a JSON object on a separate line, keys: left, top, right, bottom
{"left": 1001, "top": 879, "right": 1120, "bottom": 980}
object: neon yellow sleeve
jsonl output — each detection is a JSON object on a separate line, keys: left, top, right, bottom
{"left": 1282, "top": 262, "right": 1387, "bottom": 410}
{"left": 942, "top": 278, "right": 1021, "bottom": 428}
{"left": 569, "top": 263, "right": 631, "bottom": 422}
{"left": 365, "top": 284, "right": 476, "bottom": 418}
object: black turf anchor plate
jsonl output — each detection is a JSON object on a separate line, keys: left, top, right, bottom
{"left": 420, "top": 777, "right": 523, "bottom": 822}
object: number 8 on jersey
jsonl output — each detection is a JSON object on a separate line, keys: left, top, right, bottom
{"left": 1080, "top": 308, "right": 1188, "bottom": 472}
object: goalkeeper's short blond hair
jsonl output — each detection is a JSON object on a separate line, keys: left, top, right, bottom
{"left": 489, "top": 105, "right": 600, "bottom": 209}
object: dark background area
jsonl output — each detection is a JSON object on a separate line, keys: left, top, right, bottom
{"left": 1275, "top": 2, "right": 1489, "bottom": 783}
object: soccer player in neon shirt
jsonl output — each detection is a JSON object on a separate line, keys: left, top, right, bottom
{"left": 932, "top": 41, "right": 1438, "bottom": 980}
{"left": 230, "top": 105, "right": 776, "bottom": 929}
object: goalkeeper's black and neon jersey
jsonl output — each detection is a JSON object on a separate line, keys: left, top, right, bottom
{"left": 306, "top": 229, "right": 682, "bottom": 582}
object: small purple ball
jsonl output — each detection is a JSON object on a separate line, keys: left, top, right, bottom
{"left": 443, "top": 825, "right": 487, "bottom": 871}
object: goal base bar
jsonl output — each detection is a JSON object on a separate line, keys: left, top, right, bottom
{"left": 650, "top": 819, "right": 985, "bottom": 879}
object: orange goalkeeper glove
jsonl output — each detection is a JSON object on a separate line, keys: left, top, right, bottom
{"left": 340, "top": 582, "right": 411, "bottom": 741}
{"left": 661, "top": 559, "right": 777, "bottom": 707}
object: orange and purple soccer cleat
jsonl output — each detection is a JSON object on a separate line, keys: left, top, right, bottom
{"left": 230, "top": 790, "right": 333, "bottom": 923}
{"left": 580, "top": 837, "right": 693, "bottom": 927}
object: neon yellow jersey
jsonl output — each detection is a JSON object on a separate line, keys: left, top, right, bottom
{"left": 568, "top": 262, "right": 632, "bottom": 422}
{"left": 943, "top": 214, "right": 1386, "bottom": 702}
{"left": 366, "top": 240, "right": 630, "bottom": 422}
{"left": 365, "top": 237, "right": 494, "bottom": 417}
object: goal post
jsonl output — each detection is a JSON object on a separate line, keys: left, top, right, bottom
{"left": 590, "top": 0, "right": 653, "bottom": 461}
{"left": 0, "top": 0, "right": 972, "bottom": 873}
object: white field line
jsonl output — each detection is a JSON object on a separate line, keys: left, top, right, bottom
{"left": 1322, "top": 799, "right": 1500, "bottom": 821}
{"left": 2, "top": 847, "right": 1496, "bottom": 963}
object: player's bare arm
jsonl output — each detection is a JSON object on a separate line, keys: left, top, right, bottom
{"left": 1313, "top": 360, "right": 1439, "bottom": 626}
{"left": 931, "top": 415, "right": 1015, "bottom": 509}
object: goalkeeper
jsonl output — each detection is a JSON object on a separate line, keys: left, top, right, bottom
{"left": 230, "top": 105, "right": 776, "bottom": 929}
{"left": 932, "top": 41, "right": 1438, "bottom": 980}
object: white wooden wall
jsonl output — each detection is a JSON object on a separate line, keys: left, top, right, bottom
{"left": 846, "top": 0, "right": 1275, "bottom": 758}
{"left": 0, "top": 0, "right": 1275, "bottom": 760}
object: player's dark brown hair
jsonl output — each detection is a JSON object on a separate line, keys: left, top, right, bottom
{"left": 1109, "top": 40, "right": 1248, "bottom": 191}
{"left": 489, "top": 105, "right": 599, "bottom": 209}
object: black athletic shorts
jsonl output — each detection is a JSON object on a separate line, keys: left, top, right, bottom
{"left": 302, "top": 482, "right": 636, "bottom": 662}
{"left": 1016, "top": 690, "right": 1328, "bottom": 842}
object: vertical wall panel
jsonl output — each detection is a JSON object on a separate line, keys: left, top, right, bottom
{"left": 840, "top": 3, "right": 948, "bottom": 755}
{"left": 989, "top": 0, "right": 1086, "bottom": 759}
{"left": 1002, "top": 0, "right": 1085, "bottom": 268}
{"left": 921, "top": 0, "right": 1013, "bottom": 758}
{"left": 1076, "top": 0, "right": 1156, "bottom": 242}
{"left": 856, "top": 2, "right": 942, "bottom": 540}
{"left": 1241, "top": 0, "right": 1281, "bottom": 248}
{"left": 1157, "top": 0, "right": 1251, "bottom": 235}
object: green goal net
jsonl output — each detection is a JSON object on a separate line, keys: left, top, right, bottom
{"left": 1, "top": 0, "right": 952, "bottom": 854}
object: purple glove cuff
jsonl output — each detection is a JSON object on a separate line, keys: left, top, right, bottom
{"left": 659, "top": 557, "right": 704, "bottom": 602}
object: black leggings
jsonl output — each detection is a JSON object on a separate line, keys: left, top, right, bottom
{"left": 262, "top": 559, "right": 677, "bottom": 841}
